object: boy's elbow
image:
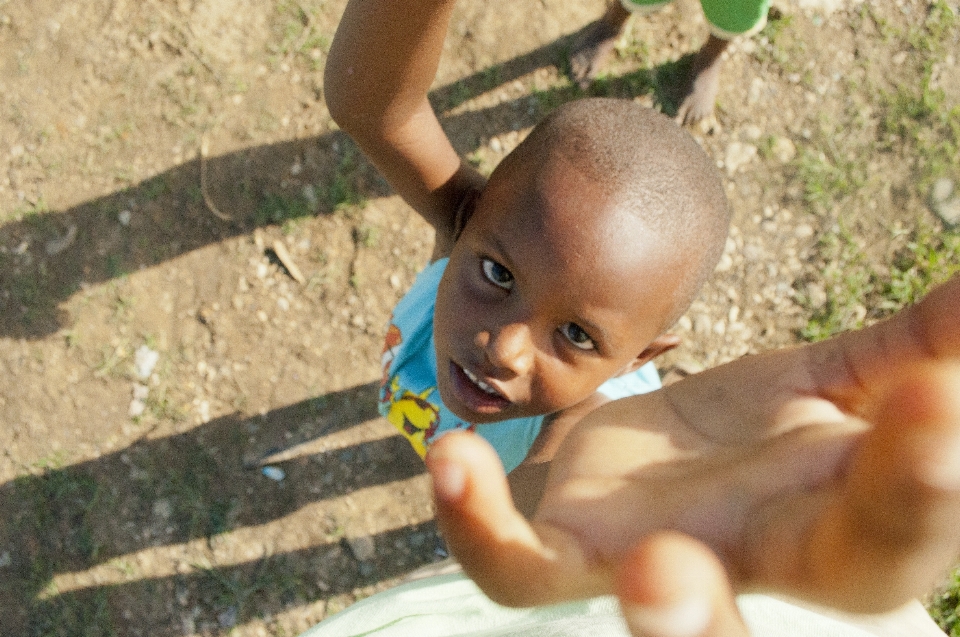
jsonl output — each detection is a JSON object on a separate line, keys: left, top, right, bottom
{"left": 323, "top": 63, "right": 358, "bottom": 133}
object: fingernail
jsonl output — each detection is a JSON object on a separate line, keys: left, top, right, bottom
{"left": 432, "top": 460, "right": 466, "bottom": 502}
{"left": 623, "top": 596, "right": 711, "bottom": 637}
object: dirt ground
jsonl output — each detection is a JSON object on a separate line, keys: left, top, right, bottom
{"left": 0, "top": 0, "right": 958, "bottom": 635}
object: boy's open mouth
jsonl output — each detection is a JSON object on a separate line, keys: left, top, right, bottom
{"left": 449, "top": 361, "right": 511, "bottom": 414}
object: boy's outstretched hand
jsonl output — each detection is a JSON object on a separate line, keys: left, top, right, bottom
{"left": 426, "top": 275, "right": 960, "bottom": 632}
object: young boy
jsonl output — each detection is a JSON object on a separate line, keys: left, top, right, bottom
{"left": 323, "top": 2, "right": 959, "bottom": 632}
{"left": 570, "top": 0, "right": 771, "bottom": 125}
{"left": 326, "top": 0, "right": 731, "bottom": 512}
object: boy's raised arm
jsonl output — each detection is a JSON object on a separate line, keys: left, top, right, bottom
{"left": 325, "top": 0, "right": 484, "bottom": 255}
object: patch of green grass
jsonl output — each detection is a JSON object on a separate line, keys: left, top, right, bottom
{"left": 531, "top": 85, "right": 567, "bottom": 115}
{"left": 873, "top": 0, "right": 959, "bottom": 190}
{"left": 799, "top": 224, "right": 876, "bottom": 342}
{"left": 144, "top": 389, "right": 186, "bottom": 423}
{"left": 105, "top": 254, "right": 127, "bottom": 279}
{"left": 354, "top": 223, "right": 380, "bottom": 249}
{"left": 15, "top": 457, "right": 103, "bottom": 608}
{"left": 753, "top": 11, "right": 796, "bottom": 68}
{"left": 882, "top": 224, "right": 960, "bottom": 309}
{"left": 161, "top": 444, "right": 224, "bottom": 540}
{"left": 908, "top": 0, "right": 957, "bottom": 54}
{"left": 140, "top": 175, "right": 170, "bottom": 201}
{"left": 326, "top": 146, "right": 367, "bottom": 212}
{"left": 879, "top": 74, "right": 960, "bottom": 190}
{"left": 272, "top": 0, "right": 330, "bottom": 70}
{"left": 112, "top": 294, "right": 135, "bottom": 321}
{"left": 255, "top": 191, "right": 312, "bottom": 227}
{"left": 13, "top": 274, "right": 42, "bottom": 309}
{"left": 800, "top": 222, "right": 960, "bottom": 342}
{"left": 93, "top": 343, "right": 129, "bottom": 379}
{"left": 28, "top": 588, "right": 116, "bottom": 637}
{"left": 589, "top": 66, "right": 654, "bottom": 101}
{"left": 13, "top": 198, "right": 51, "bottom": 229}
{"left": 795, "top": 143, "right": 865, "bottom": 215}
{"left": 929, "top": 567, "right": 960, "bottom": 637}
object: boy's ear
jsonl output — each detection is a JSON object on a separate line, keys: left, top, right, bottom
{"left": 617, "top": 334, "right": 681, "bottom": 376}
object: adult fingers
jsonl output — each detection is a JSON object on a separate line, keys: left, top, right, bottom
{"left": 617, "top": 532, "right": 749, "bottom": 637}
{"left": 809, "top": 274, "right": 960, "bottom": 411}
{"left": 426, "top": 431, "right": 611, "bottom": 606}
{"left": 797, "top": 362, "right": 960, "bottom": 612}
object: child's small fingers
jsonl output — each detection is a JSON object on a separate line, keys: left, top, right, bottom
{"left": 617, "top": 532, "right": 748, "bottom": 637}
{"left": 811, "top": 362, "right": 960, "bottom": 611}
{"left": 426, "top": 431, "right": 610, "bottom": 606}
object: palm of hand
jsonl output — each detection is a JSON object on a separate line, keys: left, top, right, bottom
{"left": 430, "top": 276, "right": 960, "bottom": 614}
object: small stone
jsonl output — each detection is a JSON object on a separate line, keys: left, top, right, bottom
{"left": 489, "top": 137, "right": 502, "bottom": 153}
{"left": 805, "top": 282, "right": 827, "bottom": 308}
{"left": 794, "top": 223, "right": 815, "bottom": 239}
{"left": 132, "top": 383, "right": 149, "bottom": 400}
{"left": 218, "top": 607, "right": 238, "bottom": 629}
{"left": 303, "top": 184, "right": 319, "bottom": 212}
{"left": 389, "top": 273, "right": 401, "bottom": 289}
{"left": 743, "top": 124, "right": 763, "bottom": 141}
{"left": 134, "top": 345, "right": 159, "bottom": 379}
{"left": 929, "top": 178, "right": 960, "bottom": 226}
{"left": 197, "top": 400, "right": 211, "bottom": 423}
{"left": 676, "top": 315, "right": 692, "bottom": 332}
{"left": 262, "top": 466, "right": 286, "bottom": 481}
{"left": 724, "top": 142, "right": 757, "bottom": 176}
{"left": 0, "top": 551, "right": 10, "bottom": 568}
{"left": 346, "top": 535, "right": 376, "bottom": 562}
{"left": 694, "top": 315, "right": 712, "bottom": 336}
{"left": 152, "top": 499, "right": 173, "bottom": 520}
{"left": 118, "top": 209, "right": 132, "bottom": 226}
{"left": 129, "top": 398, "right": 146, "bottom": 418}
{"left": 771, "top": 136, "right": 796, "bottom": 163}
{"left": 714, "top": 252, "right": 733, "bottom": 272}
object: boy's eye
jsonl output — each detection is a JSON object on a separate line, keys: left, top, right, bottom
{"left": 481, "top": 258, "right": 514, "bottom": 290}
{"left": 560, "top": 322, "right": 595, "bottom": 351}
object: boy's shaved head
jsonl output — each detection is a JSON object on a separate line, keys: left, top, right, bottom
{"left": 494, "top": 98, "right": 730, "bottom": 330}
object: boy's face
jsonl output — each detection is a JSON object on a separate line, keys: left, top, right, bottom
{"left": 434, "top": 153, "right": 685, "bottom": 424}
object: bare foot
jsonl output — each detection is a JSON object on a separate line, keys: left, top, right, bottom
{"left": 569, "top": 3, "right": 631, "bottom": 90}
{"left": 676, "top": 34, "right": 730, "bottom": 126}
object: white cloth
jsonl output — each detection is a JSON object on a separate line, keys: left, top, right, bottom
{"left": 300, "top": 571, "right": 880, "bottom": 637}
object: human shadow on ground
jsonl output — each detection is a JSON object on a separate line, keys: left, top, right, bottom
{"left": 0, "top": 26, "right": 690, "bottom": 340}
{"left": 0, "top": 381, "right": 446, "bottom": 636}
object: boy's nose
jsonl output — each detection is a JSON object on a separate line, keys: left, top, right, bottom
{"left": 477, "top": 323, "right": 534, "bottom": 376}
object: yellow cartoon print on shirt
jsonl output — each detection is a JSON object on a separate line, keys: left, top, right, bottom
{"left": 384, "top": 376, "right": 440, "bottom": 457}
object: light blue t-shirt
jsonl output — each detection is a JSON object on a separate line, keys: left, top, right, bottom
{"left": 378, "top": 259, "right": 661, "bottom": 473}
